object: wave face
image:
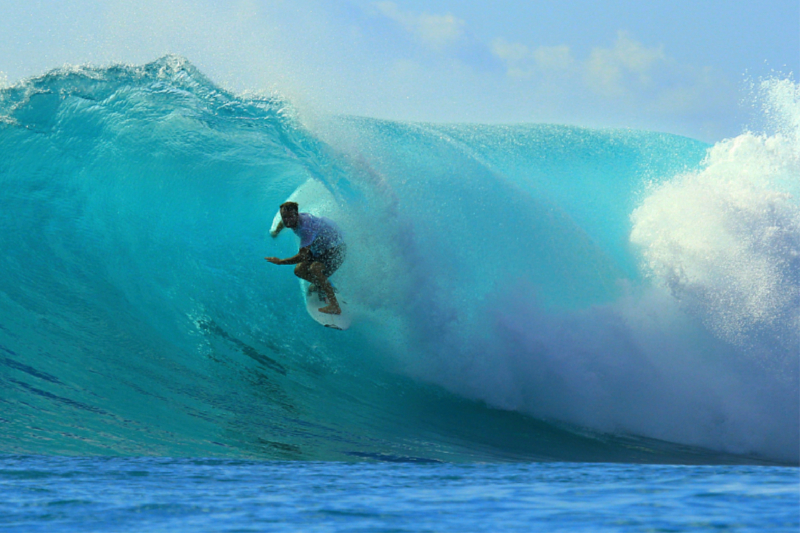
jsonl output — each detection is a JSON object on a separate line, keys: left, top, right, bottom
{"left": 0, "top": 57, "right": 796, "bottom": 464}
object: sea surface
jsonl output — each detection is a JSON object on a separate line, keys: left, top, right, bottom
{"left": 0, "top": 57, "right": 798, "bottom": 531}
{"left": 2, "top": 456, "right": 798, "bottom": 532}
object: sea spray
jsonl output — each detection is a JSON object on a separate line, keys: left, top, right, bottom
{"left": 631, "top": 77, "right": 799, "bottom": 358}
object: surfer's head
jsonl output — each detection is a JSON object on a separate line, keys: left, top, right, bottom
{"left": 280, "top": 201, "right": 300, "bottom": 228}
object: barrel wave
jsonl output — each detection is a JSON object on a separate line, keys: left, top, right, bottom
{"left": 1, "top": 57, "right": 796, "bottom": 464}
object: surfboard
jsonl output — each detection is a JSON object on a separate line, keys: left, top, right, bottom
{"left": 302, "top": 281, "right": 352, "bottom": 330}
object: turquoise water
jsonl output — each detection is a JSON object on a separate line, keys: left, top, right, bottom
{"left": 0, "top": 56, "right": 798, "bottom": 529}
{"left": 1, "top": 56, "right": 797, "bottom": 464}
{"left": 1, "top": 456, "right": 797, "bottom": 532}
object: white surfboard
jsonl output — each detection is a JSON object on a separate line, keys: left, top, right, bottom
{"left": 302, "top": 281, "right": 352, "bottom": 330}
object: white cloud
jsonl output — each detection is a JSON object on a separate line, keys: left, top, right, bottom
{"left": 491, "top": 39, "right": 533, "bottom": 78}
{"left": 491, "top": 39, "right": 530, "bottom": 64}
{"left": 533, "top": 45, "right": 575, "bottom": 71}
{"left": 491, "top": 39, "right": 575, "bottom": 78}
{"left": 374, "top": 1, "right": 465, "bottom": 50}
{"left": 585, "top": 31, "right": 667, "bottom": 97}
{"left": 490, "top": 30, "right": 727, "bottom": 122}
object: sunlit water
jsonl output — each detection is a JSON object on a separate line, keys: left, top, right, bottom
{"left": 2, "top": 456, "right": 797, "bottom": 532}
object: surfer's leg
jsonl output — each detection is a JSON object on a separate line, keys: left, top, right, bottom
{"left": 309, "top": 262, "right": 341, "bottom": 315}
{"left": 321, "top": 244, "right": 346, "bottom": 278}
{"left": 294, "top": 261, "right": 313, "bottom": 282}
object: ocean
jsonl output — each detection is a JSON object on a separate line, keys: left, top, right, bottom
{"left": 0, "top": 56, "right": 797, "bottom": 531}
{"left": 2, "top": 456, "right": 798, "bottom": 532}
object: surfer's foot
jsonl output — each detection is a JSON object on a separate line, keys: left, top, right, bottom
{"left": 318, "top": 304, "right": 341, "bottom": 315}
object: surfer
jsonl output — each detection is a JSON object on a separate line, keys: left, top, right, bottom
{"left": 265, "top": 202, "right": 346, "bottom": 315}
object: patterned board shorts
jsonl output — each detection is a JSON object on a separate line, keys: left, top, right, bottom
{"left": 309, "top": 244, "right": 347, "bottom": 278}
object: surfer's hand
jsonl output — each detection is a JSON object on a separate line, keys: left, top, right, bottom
{"left": 265, "top": 257, "right": 283, "bottom": 265}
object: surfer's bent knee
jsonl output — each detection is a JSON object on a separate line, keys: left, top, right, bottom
{"left": 294, "top": 263, "right": 309, "bottom": 278}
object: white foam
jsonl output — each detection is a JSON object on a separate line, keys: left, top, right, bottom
{"left": 631, "top": 77, "right": 799, "bottom": 356}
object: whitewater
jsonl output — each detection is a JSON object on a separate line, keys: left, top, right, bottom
{"left": 0, "top": 56, "right": 797, "bottom": 465}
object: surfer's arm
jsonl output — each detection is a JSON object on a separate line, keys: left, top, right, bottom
{"left": 270, "top": 220, "right": 284, "bottom": 237}
{"left": 265, "top": 247, "right": 310, "bottom": 265}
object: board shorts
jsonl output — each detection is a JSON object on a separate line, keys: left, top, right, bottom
{"left": 309, "top": 243, "right": 346, "bottom": 278}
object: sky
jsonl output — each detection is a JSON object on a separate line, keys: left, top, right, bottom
{"left": 0, "top": 0, "right": 798, "bottom": 141}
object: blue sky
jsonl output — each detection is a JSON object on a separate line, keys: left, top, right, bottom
{"left": 1, "top": 0, "right": 797, "bottom": 141}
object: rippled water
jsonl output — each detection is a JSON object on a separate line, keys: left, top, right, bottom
{"left": 1, "top": 456, "right": 797, "bottom": 532}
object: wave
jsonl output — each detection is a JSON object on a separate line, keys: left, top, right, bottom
{"left": 0, "top": 56, "right": 796, "bottom": 464}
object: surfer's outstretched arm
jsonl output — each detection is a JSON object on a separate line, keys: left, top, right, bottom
{"left": 265, "top": 247, "right": 310, "bottom": 265}
{"left": 270, "top": 220, "right": 284, "bottom": 237}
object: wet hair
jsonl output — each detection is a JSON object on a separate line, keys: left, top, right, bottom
{"left": 280, "top": 201, "right": 299, "bottom": 214}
